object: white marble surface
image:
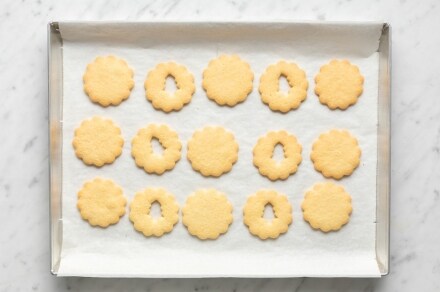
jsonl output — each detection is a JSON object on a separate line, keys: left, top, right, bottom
{"left": 0, "top": 0, "right": 439, "bottom": 291}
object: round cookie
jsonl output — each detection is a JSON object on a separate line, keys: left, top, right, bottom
{"left": 77, "top": 178, "right": 127, "bottom": 228}
{"left": 311, "top": 129, "right": 361, "bottom": 179}
{"left": 72, "top": 116, "right": 124, "bottom": 167}
{"left": 187, "top": 126, "right": 239, "bottom": 177}
{"left": 253, "top": 130, "right": 302, "bottom": 180}
{"left": 243, "top": 190, "right": 293, "bottom": 240}
{"left": 259, "top": 61, "right": 308, "bottom": 113}
{"left": 131, "top": 124, "right": 181, "bottom": 175}
{"left": 202, "top": 55, "right": 254, "bottom": 106}
{"left": 302, "top": 182, "right": 352, "bottom": 232}
{"left": 145, "top": 62, "right": 195, "bottom": 112}
{"left": 129, "top": 188, "right": 179, "bottom": 237}
{"left": 315, "top": 60, "right": 364, "bottom": 110}
{"left": 182, "top": 189, "right": 233, "bottom": 240}
{"left": 83, "top": 55, "right": 134, "bottom": 106}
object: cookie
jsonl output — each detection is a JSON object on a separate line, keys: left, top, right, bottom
{"left": 187, "top": 126, "right": 239, "bottom": 177}
{"left": 72, "top": 116, "right": 124, "bottom": 167}
{"left": 301, "top": 182, "right": 352, "bottom": 232}
{"left": 311, "top": 129, "right": 361, "bottom": 179}
{"left": 129, "top": 188, "right": 179, "bottom": 237}
{"left": 182, "top": 189, "right": 233, "bottom": 240}
{"left": 253, "top": 130, "right": 302, "bottom": 180}
{"left": 83, "top": 55, "right": 134, "bottom": 106}
{"left": 315, "top": 60, "right": 364, "bottom": 110}
{"left": 259, "top": 61, "right": 308, "bottom": 113}
{"left": 131, "top": 124, "right": 181, "bottom": 175}
{"left": 243, "top": 190, "right": 292, "bottom": 239}
{"left": 145, "top": 62, "right": 195, "bottom": 112}
{"left": 77, "top": 178, "right": 127, "bottom": 228}
{"left": 202, "top": 55, "right": 254, "bottom": 106}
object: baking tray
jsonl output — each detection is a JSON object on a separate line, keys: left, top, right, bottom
{"left": 48, "top": 21, "right": 391, "bottom": 277}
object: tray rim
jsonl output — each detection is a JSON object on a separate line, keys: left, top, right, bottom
{"left": 48, "top": 21, "right": 63, "bottom": 275}
{"left": 48, "top": 20, "right": 391, "bottom": 277}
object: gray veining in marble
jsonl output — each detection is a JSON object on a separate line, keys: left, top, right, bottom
{"left": 1, "top": 0, "right": 439, "bottom": 291}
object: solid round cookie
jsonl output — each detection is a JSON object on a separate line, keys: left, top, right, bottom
{"left": 77, "top": 178, "right": 127, "bottom": 228}
{"left": 259, "top": 61, "right": 308, "bottom": 113}
{"left": 182, "top": 189, "right": 233, "bottom": 240}
{"left": 253, "top": 130, "right": 302, "bottom": 180}
{"left": 302, "top": 182, "right": 352, "bottom": 232}
{"left": 187, "top": 126, "right": 239, "bottom": 177}
{"left": 145, "top": 62, "right": 195, "bottom": 112}
{"left": 243, "top": 190, "right": 293, "bottom": 239}
{"left": 72, "top": 116, "right": 124, "bottom": 167}
{"left": 202, "top": 55, "right": 254, "bottom": 106}
{"left": 83, "top": 55, "right": 134, "bottom": 106}
{"left": 315, "top": 60, "right": 364, "bottom": 110}
{"left": 131, "top": 124, "right": 181, "bottom": 175}
{"left": 129, "top": 188, "right": 179, "bottom": 237}
{"left": 311, "top": 129, "right": 361, "bottom": 179}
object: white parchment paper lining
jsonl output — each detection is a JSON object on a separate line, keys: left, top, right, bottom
{"left": 58, "top": 22, "right": 382, "bottom": 277}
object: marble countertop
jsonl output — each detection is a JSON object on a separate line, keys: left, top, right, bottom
{"left": 1, "top": 0, "right": 439, "bottom": 291}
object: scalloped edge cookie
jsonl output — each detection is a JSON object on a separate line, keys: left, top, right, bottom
{"left": 182, "top": 189, "right": 233, "bottom": 240}
{"left": 77, "top": 178, "right": 127, "bottom": 228}
{"left": 259, "top": 61, "right": 308, "bottom": 113}
{"left": 187, "top": 126, "right": 239, "bottom": 177}
{"left": 131, "top": 124, "right": 182, "bottom": 175}
{"left": 302, "top": 182, "right": 352, "bottom": 232}
{"left": 202, "top": 55, "right": 254, "bottom": 106}
{"left": 243, "top": 190, "right": 292, "bottom": 239}
{"left": 72, "top": 116, "right": 124, "bottom": 167}
{"left": 311, "top": 129, "right": 361, "bottom": 179}
{"left": 145, "top": 62, "right": 195, "bottom": 112}
{"left": 129, "top": 187, "right": 179, "bottom": 237}
{"left": 315, "top": 60, "right": 364, "bottom": 110}
{"left": 253, "top": 130, "right": 302, "bottom": 180}
{"left": 83, "top": 55, "right": 134, "bottom": 106}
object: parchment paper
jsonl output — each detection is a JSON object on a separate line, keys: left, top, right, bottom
{"left": 58, "top": 22, "right": 382, "bottom": 277}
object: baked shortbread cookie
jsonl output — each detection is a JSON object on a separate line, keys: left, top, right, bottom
{"left": 203, "top": 55, "right": 254, "bottom": 106}
{"left": 253, "top": 130, "right": 302, "bottom": 180}
{"left": 129, "top": 187, "right": 179, "bottom": 237}
{"left": 259, "top": 61, "right": 308, "bottom": 112}
{"left": 83, "top": 55, "right": 134, "bottom": 106}
{"left": 182, "top": 189, "right": 233, "bottom": 240}
{"left": 243, "top": 190, "right": 293, "bottom": 239}
{"left": 131, "top": 124, "right": 182, "bottom": 175}
{"left": 315, "top": 60, "right": 364, "bottom": 110}
{"left": 187, "top": 126, "right": 239, "bottom": 177}
{"left": 72, "top": 116, "right": 124, "bottom": 167}
{"left": 145, "top": 62, "right": 195, "bottom": 112}
{"left": 77, "top": 178, "right": 127, "bottom": 228}
{"left": 311, "top": 129, "right": 361, "bottom": 179}
{"left": 302, "top": 182, "right": 352, "bottom": 232}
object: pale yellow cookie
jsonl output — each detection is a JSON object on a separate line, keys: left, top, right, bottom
{"left": 145, "top": 62, "right": 195, "bottom": 112}
{"left": 253, "top": 130, "right": 302, "bottom": 181}
{"left": 202, "top": 55, "right": 254, "bottom": 106}
{"left": 77, "top": 178, "right": 127, "bottom": 228}
{"left": 243, "top": 190, "right": 292, "bottom": 240}
{"left": 72, "top": 116, "right": 124, "bottom": 167}
{"left": 182, "top": 189, "right": 233, "bottom": 240}
{"left": 259, "top": 61, "right": 308, "bottom": 113}
{"left": 187, "top": 126, "right": 239, "bottom": 177}
{"left": 83, "top": 55, "right": 134, "bottom": 106}
{"left": 131, "top": 124, "right": 181, "bottom": 175}
{"left": 129, "top": 188, "right": 179, "bottom": 237}
{"left": 302, "top": 182, "right": 352, "bottom": 232}
{"left": 311, "top": 129, "right": 361, "bottom": 179}
{"left": 315, "top": 60, "right": 364, "bottom": 110}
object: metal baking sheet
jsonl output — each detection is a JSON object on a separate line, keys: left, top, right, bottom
{"left": 48, "top": 21, "right": 391, "bottom": 277}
